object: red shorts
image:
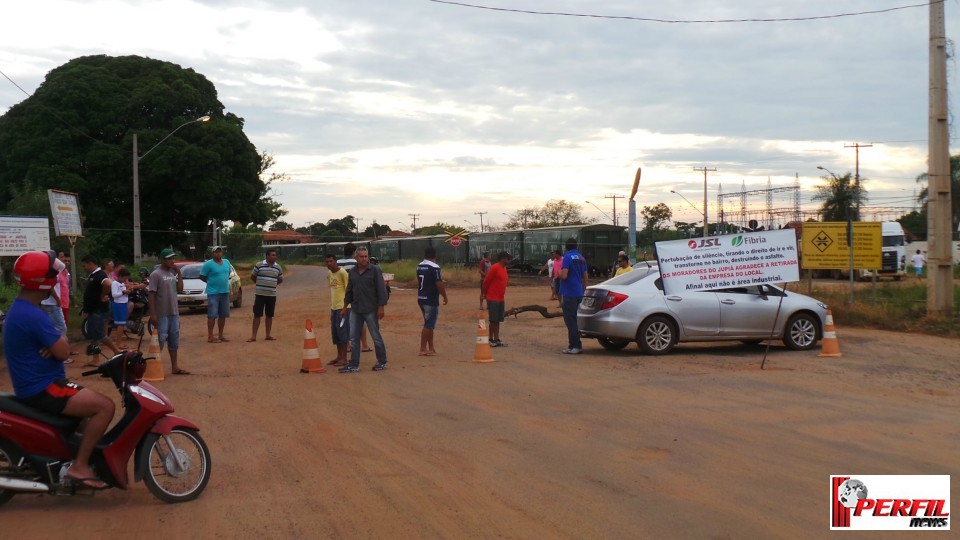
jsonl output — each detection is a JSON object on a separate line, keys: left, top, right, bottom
{"left": 19, "top": 379, "right": 83, "bottom": 415}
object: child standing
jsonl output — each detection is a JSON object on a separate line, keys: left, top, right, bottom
{"left": 110, "top": 268, "right": 144, "bottom": 347}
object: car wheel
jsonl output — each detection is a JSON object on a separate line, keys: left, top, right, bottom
{"left": 597, "top": 337, "right": 630, "bottom": 351}
{"left": 232, "top": 288, "right": 242, "bottom": 308}
{"left": 783, "top": 313, "right": 819, "bottom": 351}
{"left": 637, "top": 315, "right": 676, "bottom": 355}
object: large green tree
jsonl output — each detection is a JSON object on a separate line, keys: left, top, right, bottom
{"left": 0, "top": 55, "right": 284, "bottom": 258}
{"left": 504, "top": 199, "right": 596, "bottom": 229}
{"left": 812, "top": 171, "right": 867, "bottom": 222}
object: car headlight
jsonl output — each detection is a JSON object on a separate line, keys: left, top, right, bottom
{"left": 817, "top": 302, "right": 828, "bottom": 310}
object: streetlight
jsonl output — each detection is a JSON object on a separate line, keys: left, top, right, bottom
{"left": 584, "top": 200, "right": 613, "bottom": 223}
{"left": 670, "top": 190, "right": 706, "bottom": 237}
{"left": 133, "top": 115, "right": 211, "bottom": 264}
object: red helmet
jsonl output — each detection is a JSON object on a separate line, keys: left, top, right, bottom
{"left": 13, "top": 250, "right": 58, "bottom": 291}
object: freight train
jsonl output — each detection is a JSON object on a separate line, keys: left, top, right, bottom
{"left": 269, "top": 224, "right": 627, "bottom": 276}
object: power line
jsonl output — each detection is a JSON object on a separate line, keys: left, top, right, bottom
{"left": 427, "top": 0, "right": 940, "bottom": 24}
{"left": 0, "top": 66, "right": 105, "bottom": 144}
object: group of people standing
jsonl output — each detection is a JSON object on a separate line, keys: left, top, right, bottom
{"left": 487, "top": 237, "right": 590, "bottom": 354}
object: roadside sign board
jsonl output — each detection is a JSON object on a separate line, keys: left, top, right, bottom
{"left": 801, "top": 222, "right": 881, "bottom": 269}
{"left": 656, "top": 229, "right": 800, "bottom": 295}
{"left": 47, "top": 189, "right": 84, "bottom": 237}
{"left": 0, "top": 216, "right": 51, "bottom": 256}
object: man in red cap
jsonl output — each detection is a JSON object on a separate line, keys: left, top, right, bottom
{"left": 3, "top": 251, "right": 115, "bottom": 489}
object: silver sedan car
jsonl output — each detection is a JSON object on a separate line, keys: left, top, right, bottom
{"left": 577, "top": 264, "right": 828, "bottom": 355}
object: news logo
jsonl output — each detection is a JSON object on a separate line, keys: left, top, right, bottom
{"left": 830, "top": 475, "right": 950, "bottom": 530}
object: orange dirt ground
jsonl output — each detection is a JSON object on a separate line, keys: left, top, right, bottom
{"left": 1, "top": 265, "right": 957, "bottom": 538}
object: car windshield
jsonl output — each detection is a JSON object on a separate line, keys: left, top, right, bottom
{"left": 180, "top": 264, "right": 203, "bottom": 279}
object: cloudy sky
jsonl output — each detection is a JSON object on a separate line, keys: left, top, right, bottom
{"left": 1, "top": 0, "right": 956, "bottom": 232}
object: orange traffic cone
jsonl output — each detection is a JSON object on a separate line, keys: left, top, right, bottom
{"left": 473, "top": 311, "right": 495, "bottom": 363}
{"left": 300, "top": 319, "right": 325, "bottom": 373}
{"left": 143, "top": 332, "right": 165, "bottom": 382}
{"left": 818, "top": 310, "right": 843, "bottom": 358}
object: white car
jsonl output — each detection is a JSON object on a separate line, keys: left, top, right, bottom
{"left": 577, "top": 264, "right": 828, "bottom": 355}
{"left": 177, "top": 262, "right": 243, "bottom": 310}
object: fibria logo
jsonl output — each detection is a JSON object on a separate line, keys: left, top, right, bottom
{"left": 731, "top": 236, "right": 743, "bottom": 247}
{"left": 686, "top": 238, "right": 721, "bottom": 250}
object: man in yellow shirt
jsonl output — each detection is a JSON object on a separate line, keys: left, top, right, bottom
{"left": 325, "top": 254, "right": 350, "bottom": 366}
{"left": 614, "top": 254, "right": 633, "bottom": 276}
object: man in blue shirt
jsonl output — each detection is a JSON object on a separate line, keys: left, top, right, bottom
{"left": 3, "top": 251, "right": 115, "bottom": 490}
{"left": 200, "top": 246, "right": 232, "bottom": 343}
{"left": 416, "top": 246, "right": 448, "bottom": 356}
{"left": 559, "top": 237, "right": 589, "bottom": 354}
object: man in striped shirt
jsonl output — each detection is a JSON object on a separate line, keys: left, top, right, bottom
{"left": 247, "top": 248, "right": 283, "bottom": 342}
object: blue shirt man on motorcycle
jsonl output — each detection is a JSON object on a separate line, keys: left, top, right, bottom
{"left": 2, "top": 251, "right": 115, "bottom": 490}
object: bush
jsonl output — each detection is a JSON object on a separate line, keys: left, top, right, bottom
{"left": 811, "top": 281, "right": 959, "bottom": 337}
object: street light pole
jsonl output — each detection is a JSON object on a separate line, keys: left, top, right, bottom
{"left": 585, "top": 200, "right": 613, "bottom": 223}
{"left": 133, "top": 115, "right": 210, "bottom": 264}
{"left": 669, "top": 190, "right": 706, "bottom": 236}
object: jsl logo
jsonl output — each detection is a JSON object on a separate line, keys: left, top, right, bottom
{"left": 688, "top": 238, "right": 721, "bottom": 249}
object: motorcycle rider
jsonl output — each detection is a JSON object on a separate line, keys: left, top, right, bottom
{"left": 2, "top": 251, "right": 115, "bottom": 490}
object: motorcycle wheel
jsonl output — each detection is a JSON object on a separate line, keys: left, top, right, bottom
{"left": 0, "top": 439, "right": 24, "bottom": 507}
{"left": 139, "top": 428, "right": 211, "bottom": 503}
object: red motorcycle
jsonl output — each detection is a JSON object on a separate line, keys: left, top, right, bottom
{"left": 0, "top": 351, "right": 211, "bottom": 505}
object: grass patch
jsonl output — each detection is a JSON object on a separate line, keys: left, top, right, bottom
{"left": 809, "top": 281, "right": 960, "bottom": 338}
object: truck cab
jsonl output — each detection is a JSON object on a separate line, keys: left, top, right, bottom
{"left": 858, "top": 221, "right": 907, "bottom": 280}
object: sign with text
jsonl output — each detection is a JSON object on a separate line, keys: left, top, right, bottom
{"left": 801, "top": 222, "right": 881, "bottom": 269}
{"left": 656, "top": 229, "right": 800, "bottom": 295}
{"left": 0, "top": 216, "right": 51, "bottom": 256}
{"left": 47, "top": 189, "right": 84, "bottom": 237}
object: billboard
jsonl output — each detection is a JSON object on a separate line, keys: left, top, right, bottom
{"left": 801, "top": 222, "right": 881, "bottom": 269}
{"left": 47, "top": 189, "right": 84, "bottom": 237}
{"left": 656, "top": 229, "right": 800, "bottom": 295}
{"left": 0, "top": 216, "right": 51, "bottom": 256}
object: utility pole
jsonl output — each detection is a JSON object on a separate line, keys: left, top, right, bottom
{"left": 474, "top": 211, "right": 488, "bottom": 232}
{"left": 844, "top": 142, "right": 872, "bottom": 221}
{"left": 408, "top": 213, "right": 419, "bottom": 231}
{"left": 604, "top": 194, "right": 625, "bottom": 226}
{"left": 693, "top": 167, "right": 716, "bottom": 238}
{"left": 928, "top": 0, "right": 953, "bottom": 317}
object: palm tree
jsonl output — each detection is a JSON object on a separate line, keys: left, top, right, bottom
{"left": 813, "top": 171, "right": 868, "bottom": 222}
{"left": 915, "top": 154, "right": 960, "bottom": 233}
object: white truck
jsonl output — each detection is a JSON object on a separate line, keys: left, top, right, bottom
{"left": 843, "top": 221, "right": 907, "bottom": 281}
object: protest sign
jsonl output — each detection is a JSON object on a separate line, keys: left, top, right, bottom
{"left": 656, "top": 229, "right": 800, "bottom": 295}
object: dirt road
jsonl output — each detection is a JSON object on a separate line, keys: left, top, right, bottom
{"left": 2, "top": 265, "right": 957, "bottom": 538}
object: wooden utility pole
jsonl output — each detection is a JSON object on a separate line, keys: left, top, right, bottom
{"left": 408, "top": 213, "right": 419, "bottom": 231}
{"left": 844, "top": 142, "right": 872, "bottom": 221}
{"left": 474, "top": 211, "right": 487, "bottom": 232}
{"left": 604, "top": 194, "right": 625, "bottom": 227}
{"left": 928, "top": 0, "right": 953, "bottom": 317}
{"left": 693, "top": 167, "right": 716, "bottom": 238}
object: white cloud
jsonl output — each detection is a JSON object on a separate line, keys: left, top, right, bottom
{"left": 1, "top": 0, "right": 953, "bottom": 229}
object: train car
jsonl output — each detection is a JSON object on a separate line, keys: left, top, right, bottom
{"left": 324, "top": 240, "right": 371, "bottom": 259}
{"left": 468, "top": 230, "right": 524, "bottom": 268}
{"left": 522, "top": 224, "right": 626, "bottom": 276}
{"left": 370, "top": 238, "right": 400, "bottom": 263}
{"left": 427, "top": 234, "right": 468, "bottom": 266}
{"left": 396, "top": 235, "right": 432, "bottom": 264}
